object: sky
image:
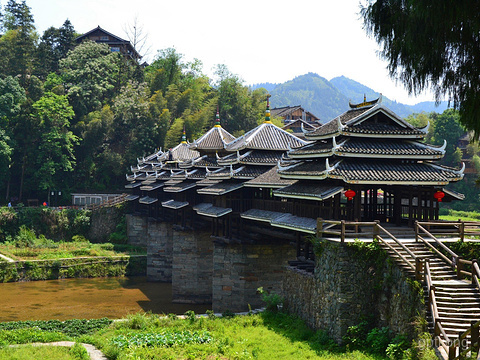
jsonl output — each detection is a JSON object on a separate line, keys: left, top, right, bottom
{"left": 25, "top": 0, "right": 436, "bottom": 105}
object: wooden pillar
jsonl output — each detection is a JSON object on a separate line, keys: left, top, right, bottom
{"left": 394, "top": 188, "right": 402, "bottom": 225}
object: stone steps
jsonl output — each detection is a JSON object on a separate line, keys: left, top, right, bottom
{"left": 379, "top": 237, "right": 480, "bottom": 347}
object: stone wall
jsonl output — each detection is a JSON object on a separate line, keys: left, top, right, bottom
{"left": 89, "top": 206, "right": 124, "bottom": 242}
{"left": 213, "top": 240, "right": 296, "bottom": 313}
{"left": 283, "top": 241, "right": 424, "bottom": 343}
{"left": 146, "top": 221, "right": 173, "bottom": 282}
{"left": 126, "top": 214, "right": 148, "bottom": 247}
{"left": 172, "top": 229, "right": 213, "bottom": 304}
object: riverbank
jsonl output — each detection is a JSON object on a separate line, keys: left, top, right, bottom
{"left": 0, "top": 255, "right": 146, "bottom": 282}
{"left": 0, "top": 311, "right": 421, "bottom": 360}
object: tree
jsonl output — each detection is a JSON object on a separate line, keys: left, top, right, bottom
{"left": 214, "top": 65, "right": 265, "bottom": 135}
{"left": 36, "top": 20, "right": 76, "bottom": 77}
{"left": 0, "top": 76, "right": 26, "bottom": 123}
{"left": 431, "top": 109, "right": 464, "bottom": 166}
{"left": 31, "top": 92, "right": 78, "bottom": 192}
{"left": 123, "top": 16, "right": 150, "bottom": 61}
{"left": 361, "top": 0, "right": 480, "bottom": 138}
{"left": 0, "top": 0, "right": 37, "bottom": 84}
{"left": 59, "top": 41, "right": 122, "bottom": 120}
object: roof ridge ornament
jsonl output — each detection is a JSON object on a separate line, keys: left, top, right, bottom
{"left": 181, "top": 126, "right": 187, "bottom": 144}
{"left": 214, "top": 106, "right": 221, "bottom": 127}
{"left": 263, "top": 94, "right": 272, "bottom": 124}
{"left": 455, "top": 162, "right": 465, "bottom": 176}
{"left": 336, "top": 116, "right": 344, "bottom": 132}
{"left": 419, "top": 120, "right": 430, "bottom": 134}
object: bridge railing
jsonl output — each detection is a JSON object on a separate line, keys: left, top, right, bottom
{"left": 416, "top": 220, "right": 480, "bottom": 360}
{"left": 85, "top": 193, "right": 128, "bottom": 210}
{"left": 317, "top": 219, "right": 423, "bottom": 280}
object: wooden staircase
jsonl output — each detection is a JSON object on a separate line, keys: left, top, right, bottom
{"left": 316, "top": 219, "right": 480, "bottom": 358}
{"left": 378, "top": 229, "right": 480, "bottom": 360}
{"left": 381, "top": 240, "right": 480, "bottom": 330}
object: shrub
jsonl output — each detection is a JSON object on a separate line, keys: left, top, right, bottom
{"left": 0, "top": 207, "right": 18, "bottom": 241}
{"left": 69, "top": 342, "right": 89, "bottom": 360}
{"left": 366, "top": 327, "right": 391, "bottom": 354}
{"left": 343, "top": 320, "right": 369, "bottom": 350}
{"left": 257, "top": 286, "right": 283, "bottom": 312}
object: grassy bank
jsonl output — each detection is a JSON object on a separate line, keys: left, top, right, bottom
{"left": 0, "top": 312, "right": 436, "bottom": 360}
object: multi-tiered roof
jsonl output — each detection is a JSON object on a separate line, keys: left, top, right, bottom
{"left": 278, "top": 96, "right": 462, "bottom": 184}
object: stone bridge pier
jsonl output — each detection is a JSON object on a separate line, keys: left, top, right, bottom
{"left": 127, "top": 215, "right": 295, "bottom": 312}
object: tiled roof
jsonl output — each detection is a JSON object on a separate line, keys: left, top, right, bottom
{"left": 278, "top": 159, "right": 328, "bottom": 177}
{"left": 336, "top": 138, "right": 444, "bottom": 158}
{"left": 218, "top": 150, "right": 283, "bottom": 166}
{"left": 139, "top": 196, "right": 158, "bottom": 205}
{"left": 304, "top": 105, "right": 426, "bottom": 140}
{"left": 139, "top": 182, "right": 164, "bottom": 191}
{"left": 161, "top": 199, "right": 189, "bottom": 209}
{"left": 282, "top": 119, "right": 318, "bottom": 131}
{"left": 225, "top": 122, "right": 307, "bottom": 151}
{"left": 240, "top": 208, "right": 318, "bottom": 234}
{"left": 164, "top": 181, "right": 197, "bottom": 193}
{"left": 330, "top": 160, "right": 462, "bottom": 184}
{"left": 271, "top": 213, "right": 317, "bottom": 234}
{"left": 190, "top": 126, "right": 236, "bottom": 150}
{"left": 206, "top": 165, "right": 271, "bottom": 180}
{"left": 342, "top": 122, "right": 426, "bottom": 137}
{"left": 274, "top": 181, "right": 344, "bottom": 200}
{"left": 271, "top": 105, "right": 303, "bottom": 118}
{"left": 241, "top": 209, "right": 285, "bottom": 222}
{"left": 195, "top": 178, "right": 221, "bottom": 187}
{"left": 197, "top": 181, "right": 244, "bottom": 195}
{"left": 278, "top": 158, "right": 463, "bottom": 184}
{"left": 179, "top": 156, "right": 220, "bottom": 169}
{"left": 159, "top": 143, "right": 200, "bottom": 162}
{"left": 196, "top": 205, "right": 232, "bottom": 217}
{"left": 287, "top": 140, "right": 333, "bottom": 158}
{"left": 125, "top": 182, "right": 142, "bottom": 189}
{"left": 244, "top": 166, "right": 296, "bottom": 188}
{"left": 305, "top": 108, "right": 370, "bottom": 139}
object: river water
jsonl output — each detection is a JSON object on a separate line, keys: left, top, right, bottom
{"left": 0, "top": 277, "right": 211, "bottom": 321}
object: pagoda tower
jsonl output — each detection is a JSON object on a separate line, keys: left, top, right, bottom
{"left": 275, "top": 96, "right": 464, "bottom": 225}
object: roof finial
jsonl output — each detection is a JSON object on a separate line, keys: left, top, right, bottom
{"left": 181, "top": 126, "right": 187, "bottom": 144}
{"left": 215, "top": 105, "right": 221, "bottom": 127}
{"left": 364, "top": 94, "right": 366, "bottom": 103}
{"left": 264, "top": 94, "right": 272, "bottom": 124}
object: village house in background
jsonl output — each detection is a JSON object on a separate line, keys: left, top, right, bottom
{"left": 75, "top": 26, "right": 140, "bottom": 61}
{"left": 272, "top": 105, "right": 321, "bottom": 139}
{"left": 271, "top": 105, "right": 320, "bottom": 124}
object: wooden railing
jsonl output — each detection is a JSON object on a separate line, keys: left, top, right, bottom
{"left": 86, "top": 193, "right": 128, "bottom": 210}
{"left": 416, "top": 220, "right": 480, "bottom": 241}
{"left": 415, "top": 221, "right": 480, "bottom": 360}
{"left": 317, "top": 219, "right": 424, "bottom": 279}
{"left": 317, "top": 219, "right": 480, "bottom": 359}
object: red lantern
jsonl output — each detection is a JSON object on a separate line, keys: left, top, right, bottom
{"left": 345, "top": 189, "right": 356, "bottom": 201}
{"left": 434, "top": 191, "right": 445, "bottom": 202}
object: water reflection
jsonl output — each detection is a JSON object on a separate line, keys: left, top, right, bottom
{"left": 0, "top": 277, "right": 211, "bottom": 321}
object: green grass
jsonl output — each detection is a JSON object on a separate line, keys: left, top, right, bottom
{"left": 88, "top": 312, "right": 386, "bottom": 360}
{"left": 0, "top": 241, "right": 146, "bottom": 260}
{"left": 0, "top": 344, "right": 86, "bottom": 360}
{"left": 439, "top": 209, "right": 480, "bottom": 222}
{"left": 0, "top": 312, "right": 390, "bottom": 360}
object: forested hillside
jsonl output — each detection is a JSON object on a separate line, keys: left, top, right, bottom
{"left": 252, "top": 74, "right": 449, "bottom": 122}
{"left": 270, "top": 73, "right": 347, "bottom": 122}
{"left": 0, "top": 1, "right": 268, "bottom": 204}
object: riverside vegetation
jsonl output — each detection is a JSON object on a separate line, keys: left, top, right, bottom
{"left": 0, "top": 206, "right": 146, "bottom": 281}
{"left": 0, "top": 311, "right": 438, "bottom": 360}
